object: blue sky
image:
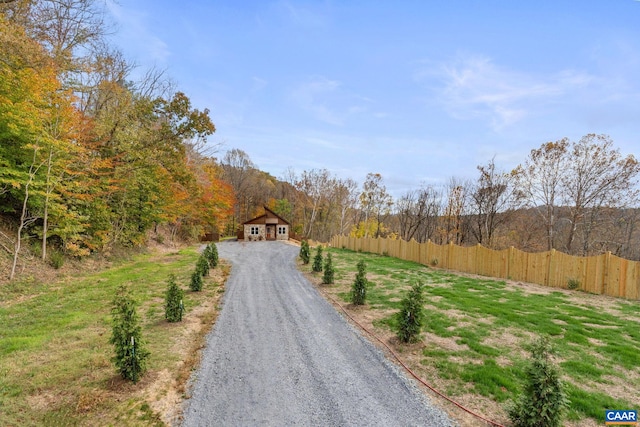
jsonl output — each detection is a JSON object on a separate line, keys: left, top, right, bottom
{"left": 106, "top": 1, "right": 640, "bottom": 196}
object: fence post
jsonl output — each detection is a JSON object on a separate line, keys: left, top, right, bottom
{"left": 508, "top": 246, "right": 514, "bottom": 280}
{"left": 603, "top": 251, "right": 611, "bottom": 296}
{"left": 547, "top": 249, "right": 555, "bottom": 287}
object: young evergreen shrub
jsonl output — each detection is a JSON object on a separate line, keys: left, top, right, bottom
{"left": 312, "top": 245, "right": 323, "bottom": 272}
{"left": 110, "top": 285, "right": 149, "bottom": 383}
{"left": 322, "top": 252, "right": 335, "bottom": 284}
{"left": 165, "top": 275, "right": 184, "bottom": 322}
{"left": 351, "top": 260, "right": 368, "bottom": 305}
{"left": 397, "top": 282, "right": 426, "bottom": 343}
{"left": 508, "top": 336, "right": 567, "bottom": 427}
{"left": 205, "top": 243, "right": 219, "bottom": 268}
{"left": 196, "top": 255, "right": 210, "bottom": 277}
{"left": 299, "top": 240, "right": 310, "bottom": 264}
{"left": 190, "top": 269, "right": 203, "bottom": 291}
{"left": 203, "top": 245, "right": 212, "bottom": 264}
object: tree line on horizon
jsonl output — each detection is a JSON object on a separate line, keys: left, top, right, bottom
{"left": 2, "top": 1, "right": 639, "bottom": 283}
{"left": 221, "top": 135, "right": 639, "bottom": 262}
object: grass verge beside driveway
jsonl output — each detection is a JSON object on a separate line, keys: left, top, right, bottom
{"left": 0, "top": 246, "right": 228, "bottom": 426}
{"left": 303, "top": 247, "right": 640, "bottom": 427}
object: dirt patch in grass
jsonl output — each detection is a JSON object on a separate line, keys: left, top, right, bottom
{"left": 0, "top": 243, "right": 230, "bottom": 427}
{"left": 504, "top": 280, "right": 555, "bottom": 295}
{"left": 482, "top": 328, "right": 534, "bottom": 353}
{"left": 303, "top": 264, "right": 507, "bottom": 427}
{"left": 304, "top": 248, "right": 640, "bottom": 427}
{"left": 424, "top": 332, "right": 470, "bottom": 352}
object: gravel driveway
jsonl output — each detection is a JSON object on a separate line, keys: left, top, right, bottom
{"left": 181, "top": 241, "right": 455, "bottom": 427}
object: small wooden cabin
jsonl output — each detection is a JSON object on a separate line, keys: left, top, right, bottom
{"left": 242, "top": 207, "right": 290, "bottom": 241}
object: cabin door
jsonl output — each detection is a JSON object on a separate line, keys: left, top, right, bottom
{"left": 266, "top": 225, "right": 276, "bottom": 240}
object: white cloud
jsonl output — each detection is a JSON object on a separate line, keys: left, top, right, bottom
{"left": 425, "top": 54, "right": 593, "bottom": 131}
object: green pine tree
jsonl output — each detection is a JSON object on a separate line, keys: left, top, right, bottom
{"left": 203, "top": 245, "right": 212, "bottom": 265}
{"left": 205, "top": 243, "right": 219, "bottom": 268}
{"left": 323, "top": 252, "right": 335, "bottom": 284}
{"left": 190, "top": 269, "right": 203, "bottom": 291}
{"left": 110, "top": 285, "right": 150, "bottom": 383}
{"left": 397, "top": 282, "right": 425, "bottom": 343}
{"left": 351, "top": 260, "right": 368, "bottom": 305}
{"left": 312, "top": 245, "right": 323, "bottom": 272}
{"left": 165, "top": 274, "right": 184, "bottom": 322}
{"left": 508, "top": 336, "right": 567, "bottom": 427}
{"left": 299, "top": 240, "right": 310, "bottom": 264}
{"left": 196, "top": 255, "right": 210, "bottom": 277}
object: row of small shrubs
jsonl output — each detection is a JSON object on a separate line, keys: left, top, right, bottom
{"left": 191, "top": 242, "right": 218, "bottom": 291}
{"left": 110, "top": 243, "right": 220, "bottom": 383}
{"left": 301, "top": 243, "right": 336, "bottom": 285}
{"left": 301, "top": 243, "right": 373, "bottom": 307}
{"left": 302, "top": 242, "right": 568, "bottom": 426}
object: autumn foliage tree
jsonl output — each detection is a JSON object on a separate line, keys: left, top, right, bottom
{"left": 0, "top": 7, "right": 238, "bottom": 281}
{"left": 0, "top": 15, "right": 89, "bottom": 278}
{"left": 358, "top": 173, "right": 393, "bottom": 238}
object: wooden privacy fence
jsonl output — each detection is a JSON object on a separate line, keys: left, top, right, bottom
{"left": 330, "top": 235, "right": 640, "bottom": 300}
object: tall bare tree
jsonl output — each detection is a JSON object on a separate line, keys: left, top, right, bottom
{"left": 437, "top": 177, "right": 470, "bottom": 245}
{"left": 295, "top": 169, "right": 332, "bottom": 238}
{"left": 11, "top": 146, "right": 43, "bottom": 280}
{"left": 513, "top": 139, "right": 569, "bottom": 251}
{"left": 29, "top": 0, "right": 109, "bottom": 69}
{"left": 561, "top": 134, "right": 640, "bottom": 255}
{"left": 334, "top": 177, "right": 358, "bottom": 236}
{"left": 470, "top": 158, "right": 520, "bottom": 248}
{"left": 221, "top": 148, "right": 257, "bottom": 227}
{"left": 397, "top": 185, "right": 442, "bottom": 243}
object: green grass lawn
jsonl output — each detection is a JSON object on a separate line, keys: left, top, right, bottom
{"left": 314, "top": 247, "right": 640, "bottom": 425}
{"left": 0, "top": 246, "right": 225, "bottom": 426}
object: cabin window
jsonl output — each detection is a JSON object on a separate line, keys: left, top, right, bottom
{"left": 278, "top": 226, "right": 287, "bottom": 235}
{"left": 250, "top": 226, "right": 260, "bottom": 235}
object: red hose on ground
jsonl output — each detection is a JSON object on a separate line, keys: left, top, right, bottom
{"left": 319, "top": 288, "right": 506, "bottom": 427}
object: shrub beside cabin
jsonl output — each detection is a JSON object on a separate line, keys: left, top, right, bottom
{"left": 242, "top": 207, "right": 290, "bottom": 241}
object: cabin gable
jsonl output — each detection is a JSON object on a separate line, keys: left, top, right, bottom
{"left": 242, "top": 207, "right": 290, "bottom": 241}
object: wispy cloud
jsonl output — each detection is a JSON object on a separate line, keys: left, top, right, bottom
{"left": 290, "top": 76, "right": 345, "bottom": 125}
{"left": 273, "top": 0, "right": 329, "bottom": 28}
{"left": 106, "top": 0, "right": 171, "bottom": 65}
{"left": 424, "top": 54, "right": 593, "bottom": 130}
{"left": 252, "top": 76, "right": 268, "bottom": 92}
{"left": 289, "top": 76, "right": 378, "bottom": 125}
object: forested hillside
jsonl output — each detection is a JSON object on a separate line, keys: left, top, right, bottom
{"left": 2, "top": 1, "right": 639, "bottom": 284}
{"left": 0, "top": 0, "right": 234, "bottom": 281}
